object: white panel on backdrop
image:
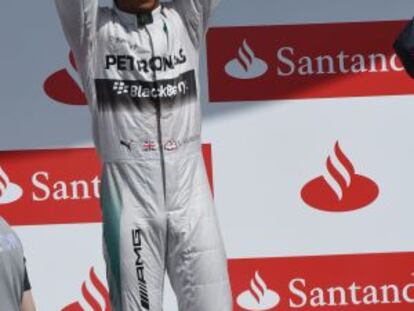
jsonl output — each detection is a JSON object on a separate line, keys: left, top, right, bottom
{"left": 203, "top": 96, "right": 414, "bottom": 257}
{"left": 15, "top": 224, "right": 106, "bottom": 310}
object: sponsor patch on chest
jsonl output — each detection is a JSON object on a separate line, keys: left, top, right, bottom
{"left": 105, "top": 48, "right": 187, "bottom": 73}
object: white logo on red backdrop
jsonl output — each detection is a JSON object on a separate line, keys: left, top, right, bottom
{"left": 0, "top": 147, "right": 214, "bottom": 226}
{"left": 237, "top": 271, "right": 280, "bottom": 310}
{"left": 61, "top": 267, "right": 110, "bottom": 311}
{"left": 230, "top": 253, "right": 414, "bottom": 310}
{"left": 0, "top": 166, "right": 23, "bottom": 205}
{"left": 0, "top": 149, "right": 102, "bottom": 225}
{"left": 301, "top": 141, "right": 379, "bottom": 212}
{"left": 207, "top": 21, "right": 410, "bottom": 102}
{"left": 225, "top": 40, "right": 268, "bottom": 79}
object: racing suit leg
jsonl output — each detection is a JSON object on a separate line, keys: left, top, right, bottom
{"left": 166, "top": 152, "right": 233, "bottom": 311}
{"left": 100, "top": 162, "right": 167, "bottom": 311}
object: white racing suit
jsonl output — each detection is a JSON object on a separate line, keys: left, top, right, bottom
{"left": 54, "top": 1, "right": 232, "bottom": 310}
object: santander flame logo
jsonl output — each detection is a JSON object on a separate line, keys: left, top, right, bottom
{"left": 301, "top": 142, "right": 379, "bottom": 212}
{"left": 237, "top": 271, "right": 280, "bottom": 310}
{"left": 61, "top": 267, "right": 111, "bottom": 311}
{"left": 0, "top": 166, "right": 23, "bottom": 205}
{"left": 44, "top": 51, "right": 88, "bottom": 106}
{"left": 225, "top": 40, "right": 268, "bottom": 79}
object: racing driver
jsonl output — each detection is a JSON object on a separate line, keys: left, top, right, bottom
{"left": 54, "top": 0, "right": 232, "bottom": 310}
{"left": 0, "top": 216, "right": 36, "bottom": 311}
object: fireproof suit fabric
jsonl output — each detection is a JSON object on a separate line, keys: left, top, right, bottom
{"left": 0, "top": 217, "right": 31, "bottom": 311}
{"left": 54, "top": 0, "right": 232, "bottom": 310}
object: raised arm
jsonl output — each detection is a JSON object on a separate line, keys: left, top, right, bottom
{"left": 54, "top": 0, "right": 99, "bottom": 58}
{"left": 21, "top": 291, "right": 36, "bottom": 311}
{"left": 173, "top": 0, "right": 221, "bottom": 48}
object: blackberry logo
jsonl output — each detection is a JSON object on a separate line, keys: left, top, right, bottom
{"left": 113, "top": 81, "right": 129, "bottom": 95}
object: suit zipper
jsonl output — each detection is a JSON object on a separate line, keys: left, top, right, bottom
{"left": 144, "top": 25, "right": 167, "bottom": 204}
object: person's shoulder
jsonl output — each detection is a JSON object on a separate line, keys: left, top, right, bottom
{"left": 161, "top": 3, "right": 182, "bottom": 20}
{"left": 96, "top": 6, "right": 116, "bottom": 29}
{"left": 0, "top": 217, "right": 8, "bottom": 227}
{"left": 98, "top": 6, "right": 113, "bottom": 19}
{"left": 0, "top": 217, "right": 15, "bottom": 236}
{"left": 161, "top": 3, "right": 190, "bottom": 33}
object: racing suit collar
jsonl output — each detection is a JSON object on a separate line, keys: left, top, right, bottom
{"left": 113, "top": 3, "right": 162, "bottom": 27}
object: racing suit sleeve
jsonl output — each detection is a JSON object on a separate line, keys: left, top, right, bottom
{"left": 54, "top": 0, "right": 99, "bottom": 109}
{"left": 173, "top": 0, "right": 221, "bottom": 48}
{"left": 23, "top": 258, "right": 31, "bottom": 291}
{"left": 54, "top": 0, "right": 98, "bottom": 60}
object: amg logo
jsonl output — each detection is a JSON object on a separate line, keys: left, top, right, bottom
{"left": 132, "top": 229, "right": 150, "bottom": 310}
{"left": 105, "top": 49, "right": 187, "bottom": 73}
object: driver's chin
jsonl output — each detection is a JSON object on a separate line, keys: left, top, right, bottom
{"left": 116, "top": 0, "right": 158, "bottom": 13}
